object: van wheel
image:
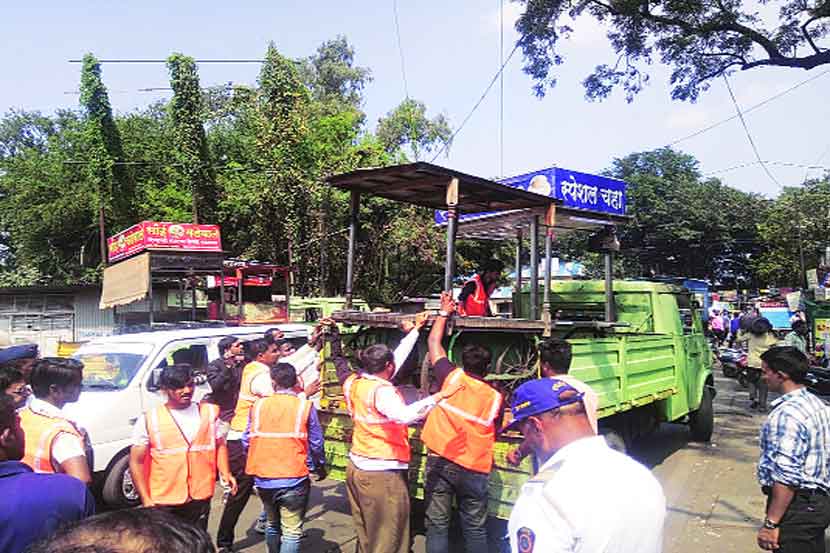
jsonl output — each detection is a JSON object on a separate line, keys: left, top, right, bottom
{"left": 601, "top": 428, "right": 627, "bottom": 454}
{"left": 689, "top": 387, "right": 715, "bottom": 442}
{"left": 102, "top": 454, "right": 141, "bottom": 508}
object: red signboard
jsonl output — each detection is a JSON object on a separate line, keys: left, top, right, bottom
{"left": 108, "top": 221, "right": 223, "bottom": 262}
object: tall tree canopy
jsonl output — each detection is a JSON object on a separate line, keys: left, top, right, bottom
{"left": 754, "top": 176, "right": 830, "bottom": 286}
{"left": 376, "top": 98, "right": 452, "bottom": 161}
{"left": 515, "top": 0, "right": 830, "bottom": 101}
{"left": 604, "top": 148, "right": 767, "bottom": 285}
{"left": 79, "top": 53, "right": 133, "bottom": 262}
{"left": 167, "top": 53, "right": 217, "bottom": 223}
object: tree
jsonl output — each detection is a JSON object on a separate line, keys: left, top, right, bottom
{"left": 167, "top": 53, "right": 217, "bottom": 223}
{"left": 0, "top": 109, "right": 103, "bottom": 283}
{"left": 514, "top": 0, "right": 830, "bottom": 101}
{"left": 754, "top": 176, "right": 830, "bottom": 286}
{"left": 604, "top": 148, "right": 766, "bottom": 285}
{"left": 376, "top": 98, "right": 451, "bottom": 161}
{"left": 300, "top": 36, "right": 372, "bottom": 108}
{"left": 79, "top": 53, "right": 132, "bottom": 262}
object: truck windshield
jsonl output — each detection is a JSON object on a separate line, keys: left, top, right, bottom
{"left": 73, "top": 343, "right": 154, "bottom": 390}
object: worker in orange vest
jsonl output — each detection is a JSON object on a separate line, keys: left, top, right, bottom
{"left": 18, "top": 357, "right": 92, "bottom": 484}
{"left": 456, "top": 259, "right": 504, "bottom": 317}
{"left": 327, "top": 319, "right": 464, "bottom": 553}
{"left": 243, "top": 362, "right": 327, "bottom": 553}
{"left": 422, "top": 291, "right": 504, "bottom": 553}
{"left": 217, "top": 338, "right": 280, "bottom": 549}
{"left": 129, "top": 364, "right": 236, "bottom": 529}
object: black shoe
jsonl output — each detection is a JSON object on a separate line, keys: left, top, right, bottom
{"left": 750, "top": 401, "right": 759, "bottom": 409}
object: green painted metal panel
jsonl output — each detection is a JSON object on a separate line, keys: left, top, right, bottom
{"left": 318, "top": 279, "right": 712, "bottom": 520}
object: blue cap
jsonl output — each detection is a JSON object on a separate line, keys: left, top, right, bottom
{"left": 0, "top": 344, "right": 39, "bottom": 364}
{"left": 503, "top": 378, "right": 584, "bottom": 432}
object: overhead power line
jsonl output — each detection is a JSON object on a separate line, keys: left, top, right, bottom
{"left": 431, "top": 44, "right": 520, "bottom": 163}
{"left": 392, "top": 0, "right": 409, "bottom": 100}
{"left": 703, "top": 160, "right": 829, "bottom": 177}
{"left": 69, "top": 59, "right": 266, "bottom": 64}
{"left": 721, "top": 74, "right": 781, "bottom": 188}
{"left": 665, "top": 68, "right": 830, "bottom": 149}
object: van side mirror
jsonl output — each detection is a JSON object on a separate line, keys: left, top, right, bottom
{"left": 147, "top": 367, "right": 163, "bottom": 391}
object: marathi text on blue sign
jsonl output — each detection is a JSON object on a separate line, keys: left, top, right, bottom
{"left": 434, "top": 166, "right": 627, "bottom": 224}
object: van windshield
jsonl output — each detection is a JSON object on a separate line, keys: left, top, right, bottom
{"left": 73, "top": 343, "right": 154, "bottom": 390}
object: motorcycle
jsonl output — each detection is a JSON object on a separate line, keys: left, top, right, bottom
{"left": 807, "top": 366, "right": 830, "bottom": 397}
{"left": 719, "top": 348, "right": 747, "bottom": 379}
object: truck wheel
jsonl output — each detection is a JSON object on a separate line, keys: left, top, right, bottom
{"left": 101, "top": 454, "right": 141, "bottom": 508}
{"left": 689, "top": 387, "right": 714, "bottom": 442}
{"left": 601, "top": 429, "right": 627, "bottom": 454}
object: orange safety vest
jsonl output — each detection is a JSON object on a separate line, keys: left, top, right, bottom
{"left": 246, "top": 393, "right": 312, "bottom": 479}
{"left": 421, "top": 368, "right": 502, "bottom": 473}
{"left": 230, "top": 361, "right": 270, "bottom": 432}
{"left": 145, "top": 402, "right": 219, "bottom": 505}
{"left": 462, "top": 274, "right": 495, "bottom": 317}
{"left": 19, "top": 406, "right": 84, "bottom": 473}
{"left": 343, "top": 374, "right": 410, "bottom": 463}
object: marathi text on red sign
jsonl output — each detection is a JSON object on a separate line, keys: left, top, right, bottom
{"left": 107, "top": 221, "right": 223, "bottom": 262}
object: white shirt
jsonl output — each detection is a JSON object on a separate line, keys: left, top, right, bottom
{"left": 348, "top": 330, "right": 430, "bottom": 471}
{"left": 508, "top": 436, "right": 665, "bottom": 553}
{"left": 28, "top": 398, "right": 86, "bottom": 465}
{"left": 132, "top": 402, "right": 224, "bottom": 446}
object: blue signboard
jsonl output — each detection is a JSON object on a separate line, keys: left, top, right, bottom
{"left": 434, "top": 166, "right": 627, "bottom": 224}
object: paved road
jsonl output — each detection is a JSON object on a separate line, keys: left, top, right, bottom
{"left": 207, "top": 374, "right": 825, "bottom": 552}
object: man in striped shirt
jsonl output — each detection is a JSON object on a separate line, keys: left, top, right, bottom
{"left": 756, "top": 346, "right": 830, "bottom": 552}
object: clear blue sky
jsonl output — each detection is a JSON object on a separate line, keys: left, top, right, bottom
{"left": 2, "top": 1, "right": 828, "bottom": 197}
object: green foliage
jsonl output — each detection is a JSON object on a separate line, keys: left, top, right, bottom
{"left": 167, "top": 53, "right": 217, "bottom": 223}
{"left": 376, "top": 98, "right": 451, "bottom": 161}
{"left": 514, "top": 0, "right": 830, "bottom": 102}
{"left": 300, "top": 36, "right": 372, "bottom": 108}
{"left": 79, "top": 53, "right": 134, "bottom": 252}
{"left": 604, "top": 148, "right": 767, "bottom": 286}
{"left": 754, "top": 176, "right": 830, "bottom": 286}
{"left": 0, "top": 37, "right": 461, "bottom": 303}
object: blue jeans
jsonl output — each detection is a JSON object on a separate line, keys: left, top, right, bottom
{"left": 424, "top": 455, "right": 489, "bottom": 553}
{"left": 258, "top": 480, "right": 310, "bottom": 553}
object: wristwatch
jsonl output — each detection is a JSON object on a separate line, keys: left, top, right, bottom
{"left": 438, "top": 310, "right": 451, "bottom": 317}
{"left": 763, "top": 517, "right": 780, "bottom": 529}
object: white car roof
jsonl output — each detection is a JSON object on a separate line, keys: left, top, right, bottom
{"left": 81, "top": 323, "right": 310, "bottom": 347}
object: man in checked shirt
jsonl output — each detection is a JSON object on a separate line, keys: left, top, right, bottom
{"left": 756, "top": 346, "right": 830, "bottom": 552}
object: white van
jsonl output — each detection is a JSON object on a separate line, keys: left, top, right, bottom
{"left": 63, "top": 323, "right": 310, "bottom": 508}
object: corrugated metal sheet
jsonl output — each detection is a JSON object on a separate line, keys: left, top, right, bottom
{"left": 73, "top": 289, "right": 115, "bottom": 340}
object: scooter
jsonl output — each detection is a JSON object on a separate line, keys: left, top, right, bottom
{"left": 718, "top": 348, "right": 746, "bottom": 379}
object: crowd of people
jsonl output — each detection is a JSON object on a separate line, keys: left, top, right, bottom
{"left": 0, "top": 291, "right": 671, "bottom": 553}
{"left": 4, "top": 291, "right": 828, "bottom": 553}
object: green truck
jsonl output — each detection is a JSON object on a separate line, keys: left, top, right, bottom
{"left": 316, "top": 163, "right": 714, "bottom": 519}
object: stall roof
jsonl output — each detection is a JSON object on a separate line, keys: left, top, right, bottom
{"left": 327, "top": 162, "right": 559, "bottom": 213}
{"left": 439, "top": 206, "right": 630, "bottom": 241}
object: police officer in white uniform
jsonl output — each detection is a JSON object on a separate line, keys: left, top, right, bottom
{"left": 505, "top": 378, "right": 666, "bottom": 553}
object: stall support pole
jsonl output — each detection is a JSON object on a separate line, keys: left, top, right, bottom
{"left": 237, "top": 268, "right": 244, "bottom": 319}
{"left": 443, "top": 178, "right": 460, "bottom": 294}
{"left": 543, "top": 229, "right": 553, "bottom": 326}
{"left": 604, "top": 252, "right": 616, "bottom": 322}
{"left": 219, "top": 275, "right": 226, "bottom": 321}
{"left": 514, "top": 229, "right": 523, "bottom": 318}
{"left": 444, "top": 207, "right": 458, "bottom": 293}
{"left": 191, "top": 279, "right": 197, "bottom": 321}
{"left": 148, "top": 276, "right": 154, "bottom": 326}
{"left": 345, "top": 190, "right": 360, "bottom": 309}
{"left": 529, "top": 215, "right": 539, "bottom": 320}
